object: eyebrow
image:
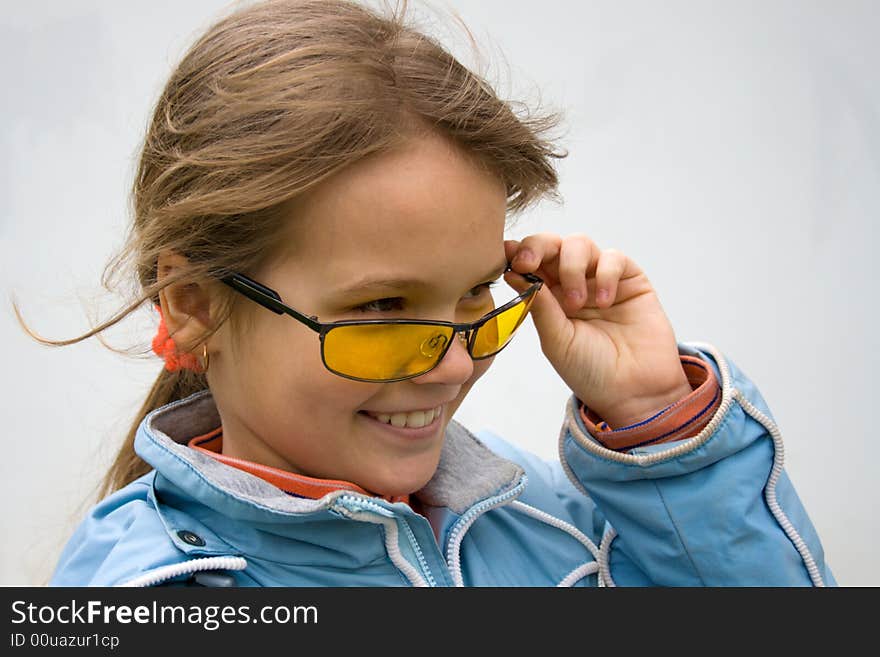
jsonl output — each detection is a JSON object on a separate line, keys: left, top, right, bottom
{"left": 333, "top": 259, "right": 509, "bottom": 297}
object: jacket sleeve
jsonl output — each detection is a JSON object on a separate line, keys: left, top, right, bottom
{"left": 557, "top": 341, "right": 836, "bottom": 586}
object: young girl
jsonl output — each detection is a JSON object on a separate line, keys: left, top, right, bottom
{"left": 39, "top": 0, "right": 833, "bottom": 587}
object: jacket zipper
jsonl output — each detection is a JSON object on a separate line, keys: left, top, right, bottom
{"left": 334, "top": 494, "right": 437, "bottom": 587}
{"left": 445, "top": 476, "right": 527, "bottom": 586}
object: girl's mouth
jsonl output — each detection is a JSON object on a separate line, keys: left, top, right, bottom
{"left": 357, "top": 406, "right": 444, "bottom": 437}
{"left": 360, "top": 406, "right": 442, "bottom": 429}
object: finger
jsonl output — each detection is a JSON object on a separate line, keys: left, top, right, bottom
{"left": 509, "top": 233, "right": 562, "bottom": 276}
{"left": 504, "top": 239, "right": 521, "bottom": 265}
{"left": 504, "top": 270, "right": 571, "bottom": 355}
{"left": 593, "top": 248, "right": 628, "bottom": 308}
{"left": 557, "top": 234, "right": 598, "bottom": 312}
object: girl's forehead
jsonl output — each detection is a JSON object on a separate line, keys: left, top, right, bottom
{"left": 273, "top": 136, "right": 508, "bottom": 279}
{"left": 286, "top": 208, "right": 505, "bottom": 282}
{"left": 280, "top": 211, "right": 507, "bottom": 293}
{"left": 290, "top": 137, "right": 504, "bottom": 223}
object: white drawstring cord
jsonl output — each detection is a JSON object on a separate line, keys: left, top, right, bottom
{"left": 117, "top": 556, "right": 247, "bottom": 587}
{"left": 597, "top": 526, "right": 618, "bottom": 587}
{"left": 509, "top": 500, "right": 600, "bottom": 559}
{"left": 733, "top": 390, "right": 825, "bottom": 587}
{"left": 334, "top": 506, "right": 429, "bottom": 587}
{"left": 509, "top": 500, "right": 602, "bottom": 586}
{"left": 558, "top": 561, "right": 600, "bottom": 587}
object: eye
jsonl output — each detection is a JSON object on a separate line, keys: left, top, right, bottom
{"left": 462, "top": 281, "right": 497, "bottom": 300}
{"left": 352, "top": 297, "right": 405, "bottom": 313}
{"left": 351, "top": 281, "right": 497, "bottom": 314}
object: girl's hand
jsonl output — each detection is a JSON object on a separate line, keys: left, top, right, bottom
{"left": 504, "top": 233, "right": 692, "bottom": 429}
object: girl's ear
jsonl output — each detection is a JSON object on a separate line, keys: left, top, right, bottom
{"left": 156, "top": 250, "right": 215, "bottom": 352}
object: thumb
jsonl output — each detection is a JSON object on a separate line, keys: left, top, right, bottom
{"left": 504, "top": 272, "right": 571, "bottom": 357}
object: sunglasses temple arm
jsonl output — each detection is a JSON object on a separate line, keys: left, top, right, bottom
{"left": 221, "top": 274, "right": 323, "bottom": 332}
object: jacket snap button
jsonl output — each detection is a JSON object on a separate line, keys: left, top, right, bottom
{"left": 177, "top": 530, "right": 205, "bottom": 547}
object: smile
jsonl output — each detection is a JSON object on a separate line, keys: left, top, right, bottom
{"left": 361, "top": 406, "right": 443, "bottom": 429}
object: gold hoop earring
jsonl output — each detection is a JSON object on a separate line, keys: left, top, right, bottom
{"left": 201, "top": 343, "right": 210, "bottom": 373}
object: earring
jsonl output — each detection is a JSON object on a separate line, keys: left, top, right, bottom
{"left": 200, "top": 343, "right": 210, "bottom": 373}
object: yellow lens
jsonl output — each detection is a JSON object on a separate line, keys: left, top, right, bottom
{"left": 323, "top": 323, "right": 455, "bottom": 381}
{"left": 471, "top": 294, "right": 535, "bottom": 358}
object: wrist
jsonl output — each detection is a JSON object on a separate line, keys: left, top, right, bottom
{"left": 586, "top": 376, "right": 694, "bottom": 431}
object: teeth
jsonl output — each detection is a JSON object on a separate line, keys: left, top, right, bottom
{"left": 369, "top": 406, "right": 441, "bottom": 429}
{"left": 390, "top": 412, "right": 410, "bottom": 428}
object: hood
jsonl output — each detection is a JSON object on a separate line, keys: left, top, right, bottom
{"left": 135, "top": 388, "right": 525, "bottom": 526}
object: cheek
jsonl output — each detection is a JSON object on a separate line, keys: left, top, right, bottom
{"left": 447, "top": 356, "right": 494, "bottom": 417}
{"left": 268, "top": 355, "right": 379, "bottom": 416}
{"left": 237, "top": 313, "right": 385, "bottom": 415}
{"left": 471, "top": 357, "right": 494, "bottom": 383}
{"left": 244, "top": 315, "right": 323, "bottom": 379}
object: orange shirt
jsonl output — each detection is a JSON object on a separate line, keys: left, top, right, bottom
{"left": 188, "top": 429, "right": 412, "bottom": 506}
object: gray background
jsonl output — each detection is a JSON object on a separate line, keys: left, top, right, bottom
{"left": 1, "top": 0, "right": 876, "bottom": 585}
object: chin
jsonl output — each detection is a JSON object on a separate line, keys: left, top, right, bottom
{"left": 363, "top": 457, "right": 441, "bottom": 499}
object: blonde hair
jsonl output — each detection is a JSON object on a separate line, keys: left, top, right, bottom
{"left": 13, "top": 0, "right": 566, "bottom": 501}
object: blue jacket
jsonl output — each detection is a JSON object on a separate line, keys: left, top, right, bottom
{"left": 50, "top": 342, "right": 835, "bottom": 587}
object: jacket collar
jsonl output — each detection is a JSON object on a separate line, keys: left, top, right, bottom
{"left": 135, "top": 389, "right": 524, "bottom": 522}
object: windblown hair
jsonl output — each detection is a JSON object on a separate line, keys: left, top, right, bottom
{"left": 13, "top": 0, "right": 566, "bottom": 501}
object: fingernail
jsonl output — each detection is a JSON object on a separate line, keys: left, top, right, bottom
{"left": 566, "top": 289, "right": 583, "bottom": 303}
{"left": 597, "top": 289, "right": 609, "bottom": 304}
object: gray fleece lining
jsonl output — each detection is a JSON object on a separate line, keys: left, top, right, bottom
{"left": 145, "top": 389, "right": 523, "bottom": 516}
{"left": 417, "top": 421, "right": 523, "bottom": 514}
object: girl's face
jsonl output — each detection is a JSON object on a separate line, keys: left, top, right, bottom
{"left": 209, "top": 133, "right": 509, "bottom": 496}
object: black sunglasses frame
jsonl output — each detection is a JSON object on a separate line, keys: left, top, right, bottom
{"left": 218, "top": 265, "right": 543, "bottom": 383}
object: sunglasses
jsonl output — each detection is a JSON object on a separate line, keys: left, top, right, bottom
{"left": 219, "top": 265, "right": 543, "bottom": 383}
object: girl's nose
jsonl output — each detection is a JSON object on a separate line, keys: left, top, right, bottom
{"left": 411, "top": 330, "right": 473, "bottom": 385}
